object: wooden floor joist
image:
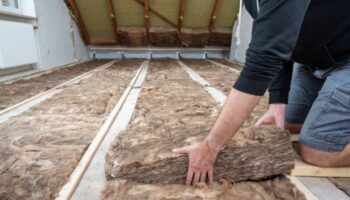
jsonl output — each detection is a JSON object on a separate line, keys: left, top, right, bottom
{"left": 206, "top": 59, "right": 241, "bottom": 73}
{"left": 56, "top": 61, "right": 149, "bottom": 200}
{"left": 291, "top": 158, "right": 350, "bottom": 178}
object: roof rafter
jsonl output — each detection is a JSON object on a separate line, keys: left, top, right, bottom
{"left": 65, "top": 0, "right": 90, "bottom": 44}
{"left": 143, "top": 0, "right": 150, "bottom": 38}
{"left": 105, "top": 0, "right": 118, "bottom": 43}
{"left": 208, "top": 0, "right": 222, "bottom": 32}
{"left": 178, "top": 0, "right": 186, "bottom": 32}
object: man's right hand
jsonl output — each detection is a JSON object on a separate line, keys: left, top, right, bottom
{"left": 255, "top": 104, "right": 286, "bottom": 129}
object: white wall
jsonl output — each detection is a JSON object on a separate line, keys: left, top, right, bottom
{"left": 34, "top": 0, "right": 88, "bottom": 69}
{"left": 235, "top": 6, "right": 253, "bottom": 63}
{"left": 0, "top": 0, "right": 88, "bottom": 72}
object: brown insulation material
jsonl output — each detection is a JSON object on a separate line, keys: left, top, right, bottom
{"left": 0, "top": 60, "right": 143, "bottom": 200}
{"left": 208, "top": 28, "right": 232, "bottom": 47}
{"left": 105, "top": 60, "right": 294, "bottom": 185}
{"left": 181, "top": 28, "right": 210, "bottom": 47}
{"left": 103, "top": 176, "right": 305, "bottom": 200}
{"left": 182, "top": 59, "right": 269, "bottom": 128}
{"left": 148, "top": 27, "right": 178, "bottom": 47}
{"left": 117, "top": 27, "right": 148, "bottom": 46}
{"left": 329, "top": 178, "right": 350, "bottom": 196}
{"left": 0, "top": 60, "right": 108, "bottom": 111}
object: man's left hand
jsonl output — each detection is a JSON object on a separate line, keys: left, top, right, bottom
{"left": 172, "top": 140, "right": 218, "bottom": 185}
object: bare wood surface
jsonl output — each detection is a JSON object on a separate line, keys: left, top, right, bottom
{"left": 105, "top": 0, "right": 118, "bottom": 43}
{"left": 65, "top": 0, "right": 90, "bottom": 44}
{"left": 143, "top": 0, "right": 150, "bottom": 38}
{"left": 291, "top": 158, "right": 350, "bottom": 178}
{"left": 208, "top": 0, "right": 222, "bottom": 32}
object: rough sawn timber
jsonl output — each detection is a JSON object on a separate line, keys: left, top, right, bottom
{"left": 105, "top": 59, "right": 295, "bottom": 185}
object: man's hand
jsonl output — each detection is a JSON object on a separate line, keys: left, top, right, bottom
{"left": 255, "top": 103, "right": 286, "bottom": 129}
{"left": 172, "top": 140, "right": 218, "bottom": 186}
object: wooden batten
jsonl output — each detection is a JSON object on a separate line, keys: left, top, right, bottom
{"left": 208, "top": 0, "right": 222, "bottom": 32}
{"left": 291, "top": 158, "right": 350, "bottom": 178}
{"left": 65, "top": 0, "right": 91, "bottom": 44}
{"left": 105, "top": 0, "right": 118, "bottom": 43}
{"left": 143, "top": 0, "right": 150, "bottom": 38}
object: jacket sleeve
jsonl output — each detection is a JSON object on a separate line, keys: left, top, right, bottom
{"left": 268, "top": 61, "right": 293, "bottom": 104}
{"left": 233, "top": 0, "right": 310, "bottom": 96}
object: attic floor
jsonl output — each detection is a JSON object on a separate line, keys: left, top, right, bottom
{"left": 0, "top": 59, "right": 348, "bottom": 200}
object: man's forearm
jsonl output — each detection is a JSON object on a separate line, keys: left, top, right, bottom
{"left": 205, "top": 89, "right": 261, "bottom": 152}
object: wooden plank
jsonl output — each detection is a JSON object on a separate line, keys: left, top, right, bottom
{"left": 206, "top": 59, "right": 241, "bottom": 73}
{"left": 291, "top": 158, "right": 350, "bottom": 178}
{"left": 143, "top": 0, "right": 150, "bottom": 38}
{"left": 105, "top": 0, "right": 118, "bottom": 43}
{"left": 208, "top": 0, "right": 222, "bottom": 32}
{"left": 70, "top": 62, "right": 149, "bottom": 200}
{"left": 134, "top": 0, "right": 177, "bottom": 28}
{"left": 65, "top": 0, "right": 90, "bottom": 44}
{"left": 56, "top": 61, "right": 149, "bottom": 200}
{"left": 178, "top": 0, "right": 186, "bottom": 32}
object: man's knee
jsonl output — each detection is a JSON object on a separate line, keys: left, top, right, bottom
{"left": 285, "top": 123, "right": 302, "bottom": 134}
{"left": 298, "top": 143, "right": 350, "bottom": 167}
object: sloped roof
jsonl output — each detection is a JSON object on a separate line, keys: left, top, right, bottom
{"left": 65, "top": 0, "right": 239, "bottom": 47}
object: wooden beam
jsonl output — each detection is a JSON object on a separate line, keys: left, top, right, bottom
{"left": 177, "top": 0, "right": 186, "bottom": 46}
{"left": 106, "top": 0, "right": 118, "bottom": 43}
{"left": 291, "top": 158, "right": 350, "bottom": 177}
{"left": 65, "top": 0, "right": 90, "bottom": 44}
{"left": 56, "top": 61, "right": 149, "bottom": 200}
{"left": 134, "top": 0, "right": 177, "bottom": 28}
{"left": 177, "top": 0, "right": 186, "bottom": 32}
{"left": 208, "top": 0, "right": 222, "bottom": 32}
{"left": 143, "top": 0, "right": 150, "bottom": 37}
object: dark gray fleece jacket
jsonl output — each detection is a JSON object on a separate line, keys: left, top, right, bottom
{"left": 234, "top": 0, "right": 350, "bottom": 104}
